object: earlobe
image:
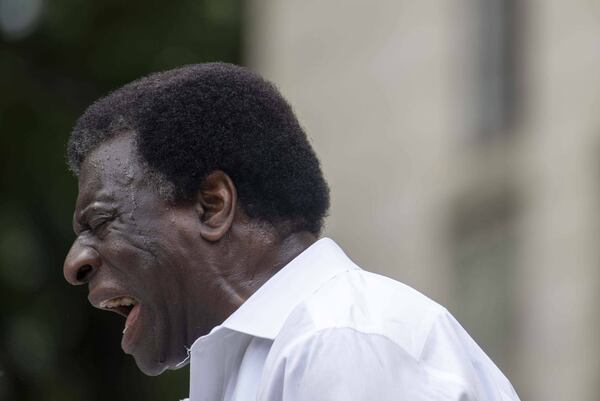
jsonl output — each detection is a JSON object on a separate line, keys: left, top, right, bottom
{"left": 195, "top": 170, "right": 237, "bottom": 242}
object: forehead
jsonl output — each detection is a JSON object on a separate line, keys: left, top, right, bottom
{"left": 76, "top": 133, "right": 144, "bottom": 208}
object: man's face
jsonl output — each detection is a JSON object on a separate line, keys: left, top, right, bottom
{"left": 63, "top": 134, "right": 219, "bottom": 375}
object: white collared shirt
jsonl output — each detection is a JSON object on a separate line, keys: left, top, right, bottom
{"left": 184, "top": 238, "right": 520, "bottom": 401}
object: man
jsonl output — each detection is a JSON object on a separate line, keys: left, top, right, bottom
{"left": 63, "top": 63, "right": 520, "bottom": 401}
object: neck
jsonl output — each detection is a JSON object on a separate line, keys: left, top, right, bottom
{"left": 222, "top": 229, "right": 317, "bottom": 310}
{"left": 243, "top": 230, "right": 318, "bottom": 296}
{"left": 186, "top": 227, "right": 317, "bottom": 342}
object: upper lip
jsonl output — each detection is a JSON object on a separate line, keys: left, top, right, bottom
{"left": 88, "top": 287, "right": 140, "bottom": 318}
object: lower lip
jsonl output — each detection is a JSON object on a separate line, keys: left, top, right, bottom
{"left": 121, "top": 304, "right": 142, "bottom": 353}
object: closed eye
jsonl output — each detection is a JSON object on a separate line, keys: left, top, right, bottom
{"left": 89, "top": 216, "right": 113, "bottom": 235}
{"left": 74, "top": 204, "right": 118, "bottom": 237}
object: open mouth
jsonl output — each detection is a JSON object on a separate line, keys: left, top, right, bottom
{"left": 99, "top": 296, "right": 140, "bottom": 334}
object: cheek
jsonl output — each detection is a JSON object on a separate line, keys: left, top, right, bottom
{"left": 100, "top": 211, "right": 194, "bottom": 298}
{"left": 100, "top": 219, "right": 170, "bottom": 281}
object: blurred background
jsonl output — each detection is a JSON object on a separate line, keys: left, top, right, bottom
{"left": 1, "top": 0, "right": 599, "bottom": 400}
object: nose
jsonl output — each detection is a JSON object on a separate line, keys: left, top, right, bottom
{"left": 63, "top": 240, "right": 101, "bottom": 285}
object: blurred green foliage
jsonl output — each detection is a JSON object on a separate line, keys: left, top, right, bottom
{"left": 0, "top": 1, "right": 241, "bottom": 399}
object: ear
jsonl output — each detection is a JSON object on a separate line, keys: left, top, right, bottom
{"left": 195, "top": 170, "right": 237, "bottom": 242}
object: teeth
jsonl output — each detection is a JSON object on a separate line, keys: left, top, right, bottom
{"left": 100, "top": 296, "right": 137, "bottom": 309}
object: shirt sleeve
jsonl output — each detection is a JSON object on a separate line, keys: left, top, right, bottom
{"left": 258, "top": 326, "right": 470, "bottom": 401}
{"left": 419, "top": 310, "right": 520, "bottom": 401}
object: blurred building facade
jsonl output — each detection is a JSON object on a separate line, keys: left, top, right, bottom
{"left": 246, "top": 1, "right": 600, "bottom": 401}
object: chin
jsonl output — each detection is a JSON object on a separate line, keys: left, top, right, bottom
{"left": 133, "top": 348, "right": 189, "bottom": 376}
{"left": 131, "top": 346, "right": 170, "bottom": 376}
{"left": 134, "top": 356, "right": 170, "bottom": 376}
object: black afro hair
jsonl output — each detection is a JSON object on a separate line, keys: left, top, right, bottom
{"left": 68, "top": 62, "right": 330, "bottom": 235}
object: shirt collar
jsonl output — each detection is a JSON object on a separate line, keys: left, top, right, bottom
{"left": 217, "top": 237, "right": 359, "bottom": 340}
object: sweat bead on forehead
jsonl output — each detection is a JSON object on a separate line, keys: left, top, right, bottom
{"left": 78, "top": 134, "right": 141, "bottom": 198}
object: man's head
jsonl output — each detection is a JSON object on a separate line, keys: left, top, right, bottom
{"left": 63, "top": 63, "right": 329, "bottom": 375}
{"left": 68, "top": 63, "right": 329, "bottom": 234}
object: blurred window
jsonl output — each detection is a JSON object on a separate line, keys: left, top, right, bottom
{"left": 475, "top": 0, "right": 521, "bottom": 138}
{"left": 450, "top": 190, "right": 518, "bottom": 373}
